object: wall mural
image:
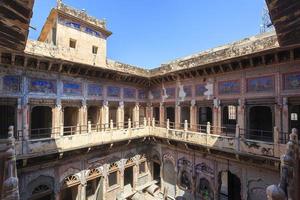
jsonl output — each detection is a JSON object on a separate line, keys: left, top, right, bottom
{"left": 88, "top": 84, "right": 102, "bottom": 96}
{"left": 247, "top": 76, "right": 274, "bottom": 93}
{"left": 29, "top": 78, "right": 56, "bottom": 93}
{"left": 218, "top": 80, "right": 240, "bottom": 95}
{"left": 195, "top": 84, "right": 207, "bottom": 96}
{"left": 165, "top": 87, "right": 176, "bottom": 99}
{"left": 123, "top": 88, "right": 136, "bottom": 99}
{"left": 138, "top": 90, "right": 147, "bottom": 99}
{"left": 152, "top": 89, "right": 161, "bottom": 99}
{"left": 107, "top": 86, "right": 120, "bottom": 97}
{"left": 3, "top": 75, "right": 21, "bottom": 92}
{"left": 284, "top": 72, "right": 300, "bottom": 90}
{"left": 183, "top": 85, "right": 192, "bottom": 97}
{"left": 63, "top": 81, "right": 82, "bottom": 95}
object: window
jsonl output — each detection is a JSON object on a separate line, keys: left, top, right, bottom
{"left": 69, "top": 39, "right": 76, "bottom": 48}
{"left": 228, "top": 105, "right": 236, "bottom": 120}
{"left": 92, "top": 46, "right": 98, "bottom": 54}
{"left": 291, "top": 113, "right": 298, "bottom": 121}
{"left": 108, "top": 171, "right": 118, "bottom": 187}
{"left": 139, "top": 161, "right": 146, "bottom": 174}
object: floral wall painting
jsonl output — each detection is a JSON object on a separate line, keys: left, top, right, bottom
{"left": 284, "top": 72, "right": 300, "bottom": 90}
{"left": 247, "top": 76, "right": 274, "bottom": 93}
{"left": 63, "top": 81, "right": 82, "bottom": 95}
{"left": 88, "top": 84, "right": 102, "bottom": 96}
{"left": 218, "top": 80, "right": 240, "bottom": 95}
{"left": 3, "top": 75, "right": 21, "bottom": 92}
{"left": 123, "top": 87, "right": 136, "bottom": 99}
{"left": 107, "top": 86, "right": 121, "bottom": 97}
{"left": 29, "top": 78, "right": 56, "bottom": 93}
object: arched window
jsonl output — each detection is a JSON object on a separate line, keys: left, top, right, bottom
{"left": 197, "top": 178, "right": 213, "bottom": 200}
{"left": 30, "top": 184, "right": 53, "bottom": 200}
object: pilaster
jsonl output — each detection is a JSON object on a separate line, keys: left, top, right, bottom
{"left": 117, "top": 101, "right": 124, "bottom": 129}
{"left": 159, "top": 102, "right": 165, "bottom": 126}
{"left": 175, "top": 102, "right": 181, "bottom": 129}
{"left": 190, "top": 100, "right": 197, "bottom": 130}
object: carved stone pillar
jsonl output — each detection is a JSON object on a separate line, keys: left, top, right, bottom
{"left": 16, "top": 98, "right": 22, "bottom": 136}
{"left": 213, "top": 98, "right": 221, "bottom": 131}
{"left": 237, "top": 99, "right": 245, "bottom": 130}
{"left": 275, "top": 97, "right": 283, "bottom": 132}
{"left": 147, "top": 103, "right": 153, "bottom": 120}
{"left": 117, "top": 102, "right": 124, "bottom": 129}
{"left": 2, "top": 126, "right": 19, "bottom": 200}
{"left": 101, "top": 101, "right": 109, "bottom": 128}
{"left": 22, "top": 98, "right": 29, "bottom": 140}
{"left": 159, "top": 102, "right": 165, "bottom": 126}
{"left": 190, "top": 100, "right": 197, "bottom": 131}
{"left": 175, "top": 102, "right": 181, "bottom": 129}
{"left": 133, "top": 103, "right": 139, "bottom": 127}
{"left": 79, "top": 100, "right": 87, "bottom": 126}
{"left": 282, "top": 97, "right": 289, "bottom": 134}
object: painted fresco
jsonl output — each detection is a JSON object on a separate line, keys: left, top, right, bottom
{"left": 183, "top": 85, "right": 192, "bottom": 97}
{"left": 88, "top": 84, "right": 102, "bottom": 96}
{"left": 195, "top": 84, "right": 207, "bottom": 96}
{"left": 138, "top": 90, "right": 147, "bottom": 99}
{"left": 218, "top": 80, "right": 240, "bottom": 95}
{"left": 123, "top": 88, "right": 136, "bottom": 99}
{"left": 29, "top": 78, "right": 56, "bottom": 93}
{"left": 152, "top": 89, "right": 161, "bottom": 99}
{"left": 3, "top": 75, "right": 21, "bottom": 92}
{"left": 107, "top": 86, "right": 121, "bottom": 97}
{"left": 165, "top": 87, "right": 176, "bottom": 99}
{"left": 63, "top": 81, "right": 82, "bottom": 95}
{"left": 247, "top": 76, "right": 274, "bottom": 93}
{"left": 284, "top": 72, "right": 300, "bottom": 90}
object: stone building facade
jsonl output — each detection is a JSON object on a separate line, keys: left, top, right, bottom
{"left": 0, "top": 1, "right": 299, "bottom": 200}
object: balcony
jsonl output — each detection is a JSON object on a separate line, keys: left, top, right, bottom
{"left": 3, "top": 118, "right": 291, "bottom": 160}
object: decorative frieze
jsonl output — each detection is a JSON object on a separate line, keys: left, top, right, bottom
{"left": 2, "top": 75, "right": 21, "bottom": 92}
{"left": 88, "top": 84, "right": 102, "bottom": 96}
{"left": 107, "top": 86, "right": 120, "bottom": 98}
{"left": 218, "top": 80, "right": 240, "bottom": 95}
{"left": 29, "top": 78, "right": 56, "bottom": 94}
{"left": 283, "top": 72, "right": 300, "bottom": 90}
{"left": 63, "top": 81, "right": 82, "bottom": 95}
{"left": 123, "top": 88, "right": 136, "bottom": 99}
{"left": 247, "top": 76, "right": 274, "bottom": 93}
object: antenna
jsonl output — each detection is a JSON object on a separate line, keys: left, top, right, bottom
{"left": 260, "top": 5, "right": 274, "bottom": 33}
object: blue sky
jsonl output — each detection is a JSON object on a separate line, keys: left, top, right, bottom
{"left": 29, "top": 0, "right": 266, "bottom": 68}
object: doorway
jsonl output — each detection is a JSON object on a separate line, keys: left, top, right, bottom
{"left": 181, "top": 106, "right": 190, "bottom": 128}
{"left": 219, "top": 171, "right": 241, "bottom": 200}
{"left": 248, "top": 106, "right": 273, "bottom": 141}
{"left": 124, "top": 166, "right": 134, "bottom": 187}
{"left": 153, "top": 107, "right": 160, "bottom": 121}
{"left": 31, "top": 106, "right": 52, "bottom": 138}
{"left": 0, "top": 105, "right": 15, "bottom": 138}
{"left": 63, "top": 107, "right": 79, "bottom": 135}
{"left": 198, "top": 107, "right": 212, "bottom": 124}
{"left": 153, "top": 162, "right": 161, "bottom": 183}
{"left": 166, "top": 107, "right": 175, "bottom": 128}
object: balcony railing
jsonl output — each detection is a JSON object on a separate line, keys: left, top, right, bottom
{"left": 3, "top": 118, "right": 293, "bottom": 159}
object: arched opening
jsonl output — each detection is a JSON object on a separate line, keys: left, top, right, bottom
{"left": 63, "top": 107, "right": 79, "bottom": 135}
{"left": 179, "top": 170, "right": 191, "bottom": 190}
{"left": 124, "top": 166, "right": 134, "bottom": 187}
{"left": 248, "top": 106, "right": 273, "bottom": 141}
{"left": 222, "top": 105, "right": 237, "bottom": 135}
{"left": 60, "top": 175, "right": 80, "bottom": 200}
{"left": 88, "top": 106, "right": 100, "bottom": 129}
{"left": 198, "top": 107, "right": 212, "bottom": 125}
{"left": 153, "top": 161, "right": 161, "bottom": 186}
{"left": 86, "top": 170, "right": 103, "bottom": 200}
{"left": 0, "top": 105, "right": 15, "bottom": 138}
{"left": 180, "top": 106, "right": 190, "bottom": 129}
{"left": 166, "top": 106, "right": 175, "bottom": 128}
{"left": 197, "top": 178, "right": 213, "bottom": 200}
{"left": 163, "top": 160, "right": 176, "bottom": 198}
{"left": 219, "top": 171, "right": 241, "bottom": 200}
{"left": 30, "top": 185, "right": 53, "bottom": 200}
{"left": 30, "top": 106, "right": 52, "bottom": 139}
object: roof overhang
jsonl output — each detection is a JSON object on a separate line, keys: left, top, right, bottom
{"left": 266, "top": 0, "right": 300, "bottom": 46}
{"left": 0, "top": 0, "right": 34, "bottom": 51}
